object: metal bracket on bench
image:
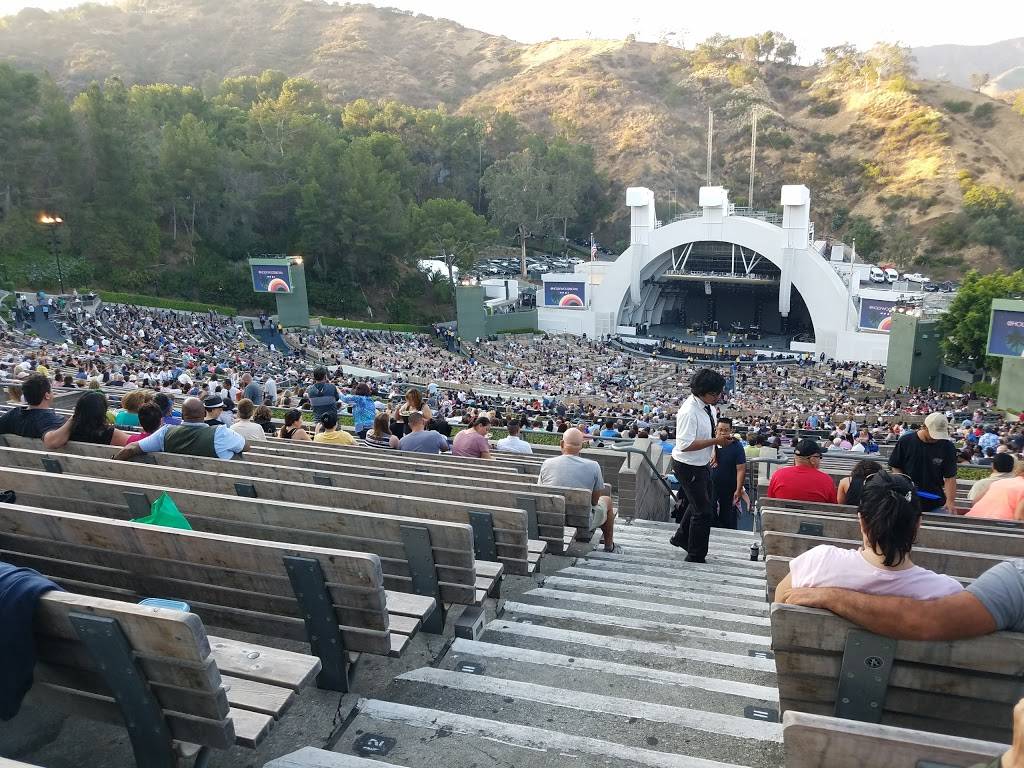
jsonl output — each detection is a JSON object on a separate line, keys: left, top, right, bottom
{"left": 797, "top": 521, "right": 824, "bottom": 537}
{"left": 124, "top": 491, "right": 151, "bottom": 519}
{"left": 283, "top": 556, "right": 350, "bottom": 692}
{"left": 834, "top": 629, "right": 895, "bottom": 723}
{"left": 42, "top": 456, "right": 63, "bottom": 474}
{"left": 399, "top": 524, "right": 445, "bottom": 634}
{"left": 468, "top": 510, "right": 498, "bottom": 562}
{"left": 69, "top": 612, "right": 176, "bottom": 768}
{"left": 515, "top": 496, "right": 539, "bottom": 540}
{"left": 312, "top": 474, "right": 333, "bottom": 487}
{"left": 234, "top": 482, "right": 257, "bottom": 498}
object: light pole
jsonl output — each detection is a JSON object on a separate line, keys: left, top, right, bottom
{"left": 38, "top": 213, "right": 65, "bottom": 295}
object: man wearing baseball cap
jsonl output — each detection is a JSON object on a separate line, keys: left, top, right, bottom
{"left": 767, "top": 439, "right": 837, "bottom": 504}
{"left": 888, "top": 412, "right": 958, "bottom": 514}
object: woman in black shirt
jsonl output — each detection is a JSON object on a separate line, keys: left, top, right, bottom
{"left": 67, "top": 391, "right": 130, "bottom": 446}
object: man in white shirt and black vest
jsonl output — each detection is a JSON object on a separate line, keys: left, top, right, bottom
{"left": 670, "top": 368, "right": 733, "bottom": 562}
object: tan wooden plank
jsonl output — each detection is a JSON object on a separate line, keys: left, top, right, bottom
{"left": 208, "top": 636, "right": 321, "bottom": 691}
{"left": 383, "top": 590, "right": 437, "bottom": 620}
{"left": 387, "top": 614, "right": 421, "bottom": 636}
{"left": 221, "top": 675, "right": 295, "bottom": 719}
{"left": 782, "top": 711, "right": 1006, "bottom": 768}
{"left": 36, "top": 591, "right": 211, "bottom": 664}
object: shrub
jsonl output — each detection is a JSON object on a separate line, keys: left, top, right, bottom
{"left": 99, "top": 292, "right": 237, "bottom": 315}
{"left": 957, "top": 466, "right": 990, "bottom": 480}
{"left": 317, "top": 317, "right": 428, "bottom": 333}
{"left": 808, "top": 99, "right": 840, "bottom": 117}
{"left": 942, "top": 100, "right": 972, "bottom": 114}
{"left": 970, "top": 102, "right": 996, "bottom": 126}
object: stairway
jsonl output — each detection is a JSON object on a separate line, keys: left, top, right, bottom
{"left": 325, "top": 521, "right": 782, "bottom": 768}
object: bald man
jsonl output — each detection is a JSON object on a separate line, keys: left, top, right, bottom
{"left": 538, "top": 428, "right": 619, "bottom": 553}
{"left": 114, "top": 396, "right": 248, "bottom": 461}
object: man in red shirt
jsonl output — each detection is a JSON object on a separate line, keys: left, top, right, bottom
{"left": 767, "top": 439, "right": 837, "bottom": 504}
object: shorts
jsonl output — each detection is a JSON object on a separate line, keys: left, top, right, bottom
{"left": 590, "top": 497, "right": 610, "bottom": 530}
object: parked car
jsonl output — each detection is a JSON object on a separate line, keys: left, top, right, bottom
{"left": 869, "top": 266, "right": 886, "bottom": 283}
{"left": 902, "top": 273, "right": 930, "bottom": 284}
{"left": 884, "top": 268, "right": 900, "bottom": 283}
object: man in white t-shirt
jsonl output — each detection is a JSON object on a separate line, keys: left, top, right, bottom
{"left": 495, "top": 422, "right": 533, "bottom": 454}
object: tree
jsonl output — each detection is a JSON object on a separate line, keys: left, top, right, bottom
{"left": 937, "top": 270, "right": 1024, "bottom": 372}
{"left": 410, "top": 198, "right": 496, "bottom": 296}
{"left": 970, "top": 72, "right": 991, "bottom": 92}
{"left": 482, "top": 148, "right": 558, "bottom": 276}
{"left": 846, "top": 216, "right": 883, "bottom": 259}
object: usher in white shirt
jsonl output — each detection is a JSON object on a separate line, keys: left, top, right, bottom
{"left": 672, "top": 395, "right": 718, "bottom": 467}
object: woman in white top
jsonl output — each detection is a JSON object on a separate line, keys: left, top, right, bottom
{"left": 775, "top": 470, "right": 962, "bottom": 602}
{"left": 231, "top": 398, "right": 267, "bottom": 441}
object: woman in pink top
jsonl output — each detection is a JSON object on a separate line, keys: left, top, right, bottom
{"left": 774, "top": 471, "right": 962, "bottom": 601}
{"left": 965, "top": 470, "right": 1024, "bottom": 521}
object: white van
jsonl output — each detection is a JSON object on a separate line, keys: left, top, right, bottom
{"left": 884, "top": 268, "right": 899, "bottom": 283}
{"left": 869, "top": 266, "right": 886, "bottom": 283}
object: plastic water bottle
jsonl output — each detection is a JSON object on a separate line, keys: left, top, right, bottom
{"left": 749, "top": 542, "right": 760, "bottom": 561}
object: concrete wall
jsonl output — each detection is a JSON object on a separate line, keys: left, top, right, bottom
{"left": 458, "top": 286, "right": 537, "bottom": 340}
{"left": 487, "top": 309, "right": 537, "bottom": 335}
{"left": 998, "top": 357, "right": 1024, "bottom": 411}
{"left": 276, "top": 262, "right": 310, "bottom": 328}
{"left": 885, "top": 315, "right": 942, "bottom": 389}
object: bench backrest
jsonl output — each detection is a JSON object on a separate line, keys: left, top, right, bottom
{"left": 782, "top": 710, "right": 1006, "bottom": 768}
{"left": 31, "top": 589, "right": 236, "bottom": 749}
{"left": 758, "top": 497, "right": 1022, "bottom": 533}
{"left": 0, "top": 464, "right": 477, "bottom": 604}
{"left": 771, "top": 603, "right": 1024, "bottom": 743}
{"left": 0, "top": 502, "right": 393, "bottom": 655}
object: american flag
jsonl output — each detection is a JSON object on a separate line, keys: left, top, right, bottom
{"left": 590, "top": 234, "right": 597, "bottom": 261}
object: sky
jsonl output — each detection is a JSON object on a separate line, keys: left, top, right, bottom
{"left": 1, "top": 0, "right": 1023, "bottom": 60}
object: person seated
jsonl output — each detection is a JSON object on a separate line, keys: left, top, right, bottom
{"left": 114, "top": 388, "right": 152, "bottom": 427}
{"left": 253, "top": 404, "right": 276, "bottom": 435}
{"left": 538, "top": 428, "right": 619, "bottom": 553}
{"left": 45, "top": 390, "right": 130, "bottom": 448}
{"left": 767, "top": 439, "right": 838, "bottom": 504}
{"left": 115, "top": 397, "right": 249, "bottom": 461}
{"left": 313, "top": 411, "right": 356, "bottom": 445}
{"left": 125, "top": 402, "right": 164, "bottom": 445}
{"left": 398, "top": 411, "right": 450, "bottom": 454}
{"left": 0, "top": 373, "right": 65, "bottom": 447}
{"left": 836, "top": 459, "right": 884, "bottom": 506}
{"left": 278, "top": 409, "right": 311, "bottom": 441}
{"left": 495, "top": 421, "right": 533, "bottom": 455}
{"left": 775, "top": 471, "right": 963, "bottom": 602}
{"left": 965, "top": 460, "right": 1024, "bottom": 521}
{"left": 451, "top": 416, "right": 493, "bottom": 459}
{"left": 363, "top": 412, "right": 399, "bottom": 449}
{"left": 781, "top": 556, "right": 1024, "bottom": 641}
{"left": 968, "top": 453, "right": 1017, "bottom": 504}
{"left": 231, "top": 398, "right": 267, "bottom": 442}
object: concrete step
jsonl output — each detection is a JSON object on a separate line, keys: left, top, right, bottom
{"left": 558, "top": 565, "right": 767, "bottom": 600}
{"left": 480, "top": 619, "right": 777, "bottom": 686}
{"left": 583, "top": 550, "right": 766, "bottom": 578}
{"left": 577, "top": 555, "right": 767, "bottom": 589}
{"left": 382, "top": 668, "right": 783, "bottom": 766}
{"left": 516, "top": 587, "right": 771, "bottom": 634}
{"left": 611, "top": 528, "right": 761, "bottom": 555}
{"left": 629, "top": 520, "right": 759, "bottom": 541}
{"left": 501, "top": 600, "right": 772, "bottom": 655}
{"left": 444, "top": 638, "right": 779, "bottom": 711}
{"left": 335, "top": 698, "right": 756, "bottom": 768}
{"left": 540, "top": 574, "right": 769, "bottom": 616}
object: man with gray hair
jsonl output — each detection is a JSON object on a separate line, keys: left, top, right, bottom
{"left": 538, "top": 428, "right": 620, "bottom": 553}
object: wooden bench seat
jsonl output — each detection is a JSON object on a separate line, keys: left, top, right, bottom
{"left": 0, "top": 502, "right": 431, "bottom": 692}
{"left": 26, "top": 589, "right": 320, "bottom": 767}
{"left": 782, "top": 710, "right": 1006, "bottom": 768}
{"left": 772, "top": 603, "right": 1023, "bottom": 743}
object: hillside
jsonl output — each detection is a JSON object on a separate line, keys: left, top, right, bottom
{"left": 3, "top": 0, "right": 1024, "bottom": 277}
{"left": 912, "top": 37, "right": 1024, "bottom": 89}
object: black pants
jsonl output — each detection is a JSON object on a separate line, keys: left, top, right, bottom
{"left": 671, "top": 460, "right": 713, "bottom": 559}
{"left": 712, "top": 483, "right": 738, "bottom": 530}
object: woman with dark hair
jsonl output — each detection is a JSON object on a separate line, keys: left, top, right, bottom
{"left": 837, "top": 458, "right": 885, "bottom": 506}
{"left": 394, "top": 387, "right": 432, "bottom": 439}
{"left": 313, "top": 410, "right": 356, "bottom": 445}
{"left": 65, "top": 391, "right": 130, "bottom": 446}
{"left": 364, "top": 412, "right": 399, "bottom": 449}
{"left": 125, "top": 402, "right": 164, "bottom": 445}
{"left": 278, "top": 409, "right": 311, "bottom": 441}
{"left": 774, "top": 470, "right": 963, "bottom": 600}
{"left": 341, "top": 381, "right": 377, "bottom": 439}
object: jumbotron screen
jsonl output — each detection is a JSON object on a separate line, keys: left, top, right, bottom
{"left": 251, "top": 264, "right": 292, "bottom": 293}
{"left": 544, "top": 281, "right": 586, "bottom": 309}
{"left": 987, "top": 308, "right": 1024, "bottom": 358}
{"left": 858, "top": 298, "right": 896, "bottom": 333}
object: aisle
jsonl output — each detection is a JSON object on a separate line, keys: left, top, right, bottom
{"left": 324, "top": 521, "right": 782, "bottom": 768}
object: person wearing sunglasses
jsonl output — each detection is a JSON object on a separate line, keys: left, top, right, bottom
{"left": 774, "top": 471, "right": 963, "bottom": 602}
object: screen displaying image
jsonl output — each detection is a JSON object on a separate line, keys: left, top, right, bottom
{"left": 544, "top": 281, "right": 586, "bottom": 308}
{"left": 251, "top": 264, "right": 292, "bottom": 293}
{"left": 858, "top": 298, "right": 896, "bottom": 332}
{"left": 988, "top": 309, "right": 1024, "bottom": 357}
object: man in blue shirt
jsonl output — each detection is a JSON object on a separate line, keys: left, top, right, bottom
{"left": 710, "top": 417, "right": 746, "bottom": 529}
